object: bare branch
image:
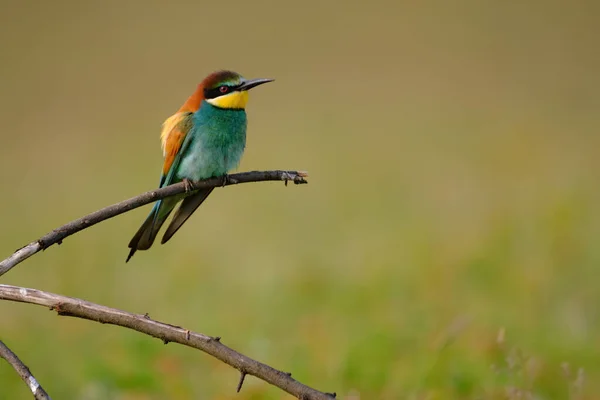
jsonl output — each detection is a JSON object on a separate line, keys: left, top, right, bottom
{"left": 0, "top": 170, "right": 320, "bottom": 397}
{"left": 0, "top": 170, "right": 308, "bottom": 277}
{"left": 0, "top": 339, "right": 52, "bottom": 400}
{"left": 0, "top": 284, "right": 334, "bottom": 399}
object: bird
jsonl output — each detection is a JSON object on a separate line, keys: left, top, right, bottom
{"left": 126, "top": 70, "right": 273, "bottom": 262}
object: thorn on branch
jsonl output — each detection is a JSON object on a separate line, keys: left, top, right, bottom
{"left": 143, "top": 312, "right": 150, "bottom": 319}
{"left": 281, "top": 171, "right": 291, "bottom": 186}
{"left": 236, "top": 370, "right": 247, "bottom": 393}
{"left": 325, "top": 392, "right": 337, "bottom": 398}
{"left": 162, "top": 339, "right": 170, "bottom": 345}
{"left": 211, "top": 336, "right": 221, "bottom": 342}
{"left": 285, "top": 371, "right": 292, "bottom": 377}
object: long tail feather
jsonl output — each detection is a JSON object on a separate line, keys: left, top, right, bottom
{"left": 126, "top": 197, "right": 178, "bottom": 262}
{"left": 161, "top": 188, "right": 214, "bottom": 245}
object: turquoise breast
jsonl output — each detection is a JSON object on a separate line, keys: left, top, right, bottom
{"left": 177, "top": 101, "right": 247, "bottom": 181}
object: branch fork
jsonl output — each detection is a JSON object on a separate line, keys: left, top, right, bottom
{"left": 0, "top": 170, "right": 340, "bottom": 399}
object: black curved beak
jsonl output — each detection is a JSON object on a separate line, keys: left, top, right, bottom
{"left": 238, "top": 78, "right": 274, "bottom": 91}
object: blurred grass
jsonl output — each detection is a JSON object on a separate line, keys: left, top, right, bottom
{"left": 1, "top": 0, "right": 599, "bottom": 398}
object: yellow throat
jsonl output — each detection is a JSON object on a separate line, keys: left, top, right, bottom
{"left": 206, "top": 91, "right": 249, "bottom": 109}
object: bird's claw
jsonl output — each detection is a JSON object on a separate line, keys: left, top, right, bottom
{"left": 183, "top": 179, "right": 194, "bottom": 193}
{"left": 222, "top": 174, "right": 237, "bottom": 186}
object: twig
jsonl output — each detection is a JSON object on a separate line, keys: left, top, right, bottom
{"left": 0, "top": 170, "right": 308, "bottom": 277}
{"left": 0, "top": 284, "right": 334, "bottom": 400}
{"left": 0, "top": 339, "right": 52, "bottom": 399}
{"left": 237, "top": 370, "right": 247, "bottom": 392}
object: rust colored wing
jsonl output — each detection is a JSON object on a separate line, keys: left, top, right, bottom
{"left": 159, "top": 111, "right": 193, "bottom": 186}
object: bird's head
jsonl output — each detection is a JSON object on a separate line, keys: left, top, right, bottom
{"left": 202, "top": 70, "right": 273, "bottom": 110}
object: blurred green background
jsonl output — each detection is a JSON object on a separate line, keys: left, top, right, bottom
{"left": 1, "top": 1, "right": 599, "bottom": 399}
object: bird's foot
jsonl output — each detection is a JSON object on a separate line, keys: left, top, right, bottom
{"left": 183, "top": 178, "right": 194, "bottom": 193}
{"left": 221, "top": 174, "right": 237, "bottom": 187}
{"left": 221, "top": 174, "right": 229, "bottom": 187}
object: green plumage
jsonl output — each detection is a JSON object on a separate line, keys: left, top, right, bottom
{"left": 126, "top": 71, "right": 273, "bottom": 262}
{"left": 126, "top": 103, "right": 247, "bottom": 262}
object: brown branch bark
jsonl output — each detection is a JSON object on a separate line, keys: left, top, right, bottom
{"left": 0, "top": 338, "right": 52, "bottom": 399}
{"left": 0, "top": 170, "right": 307, "bottom": 277}
{"left": 0, "top": 284, "right": 333, "bottom": 399}
{"left": 0, "top": 170, "right": 329, "bottom": 398}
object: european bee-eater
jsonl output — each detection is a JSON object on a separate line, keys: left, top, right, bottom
{"left": 126, "top": 70, "right": 273, "bottom": 262}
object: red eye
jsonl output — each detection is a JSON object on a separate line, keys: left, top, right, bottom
{"left": 219, "top": 86, "right": 228, "bottom": 94}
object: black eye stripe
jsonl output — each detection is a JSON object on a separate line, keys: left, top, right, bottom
{"left": 204, "top": 84, "right": 241, "bottom": 99}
